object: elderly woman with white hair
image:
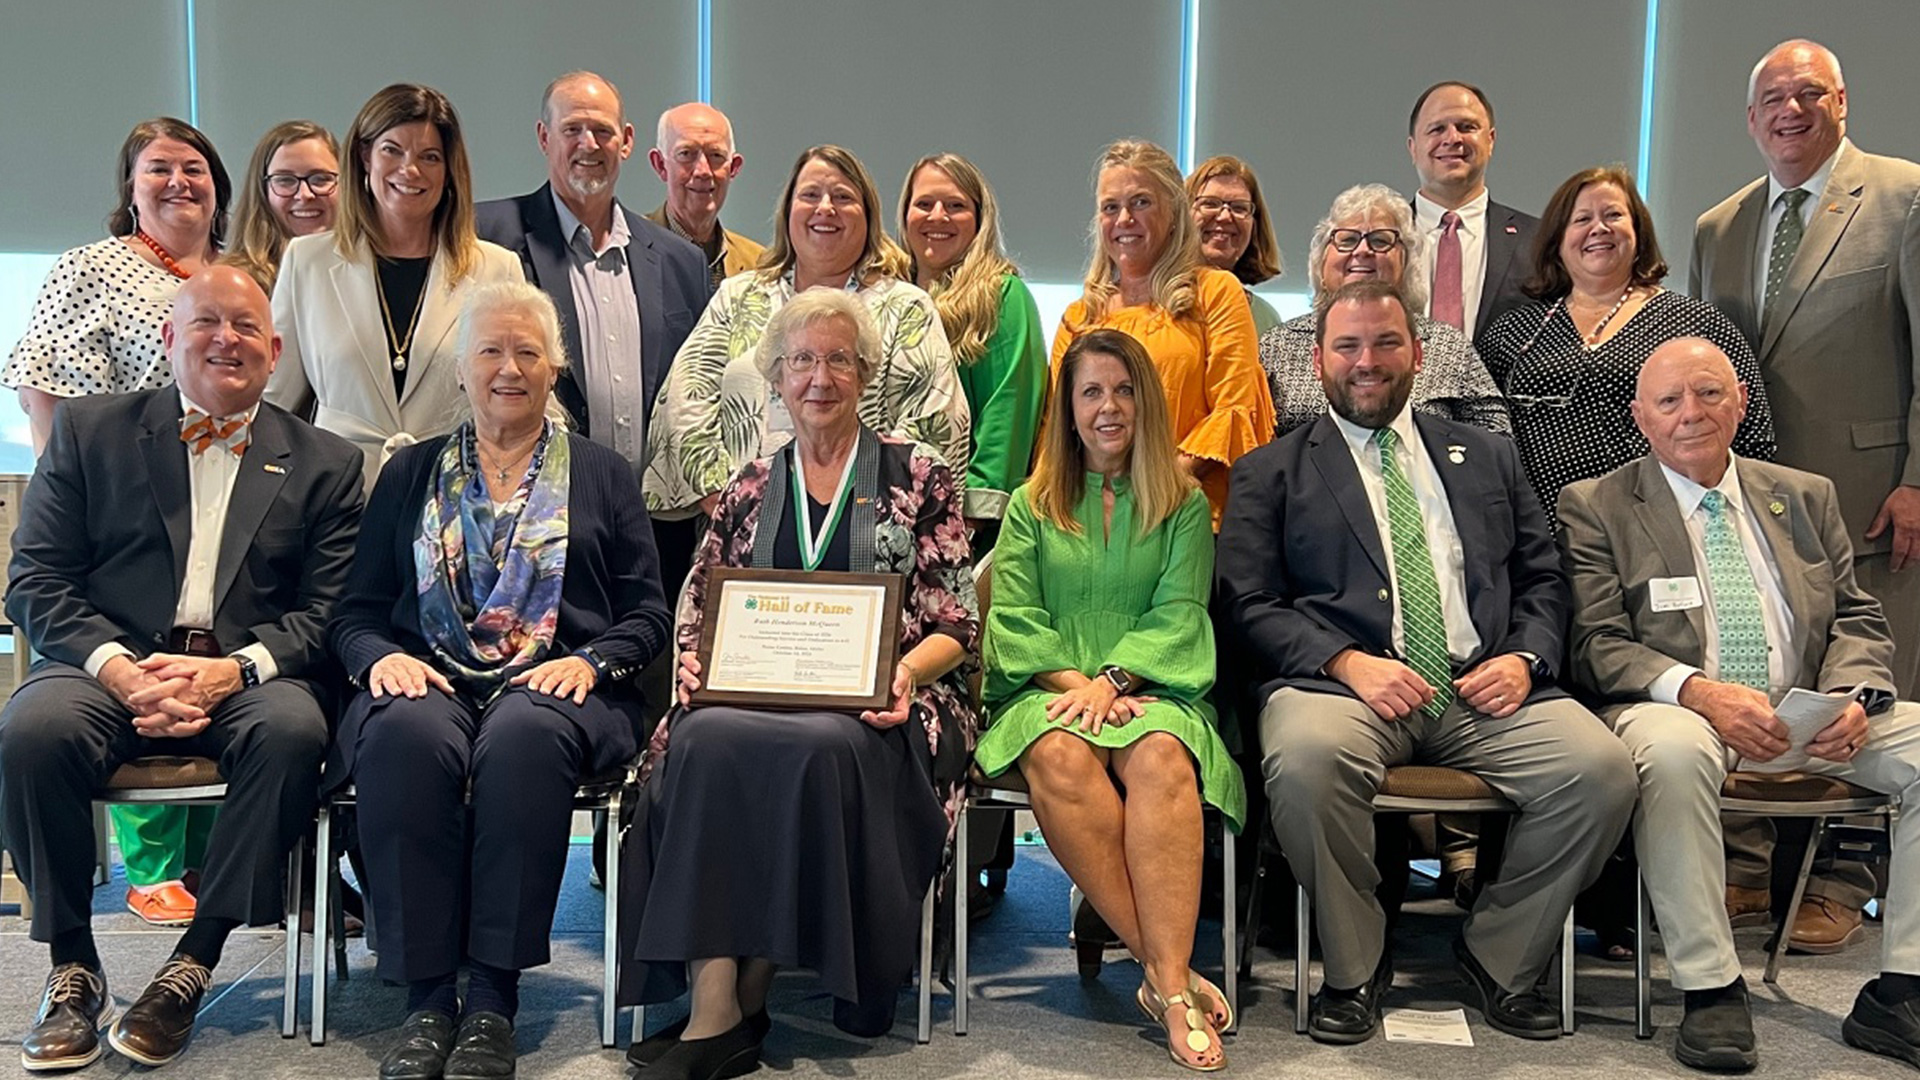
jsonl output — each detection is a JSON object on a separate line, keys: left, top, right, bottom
{"left": 620, "top": 287, "right": 978, "bottom": 1077}
{"left": 328, "top": 278, "right": 672, "bottom": 1080}
{"left": 1257, "top": 183, "right": 1510, "bottom": 437}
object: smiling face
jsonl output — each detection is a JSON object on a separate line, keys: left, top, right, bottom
{"left": 775, "top": 315, "right": 864, "bottom": 442}
{"left": 1070, "top": 349, "right": 1136, "bottom": 474}
{"left": 539, "top": 76, "right": 632, "bottom": 200}
{"left": 362, "top": 120, "right": 447, "bottom": 233}
{"left": 265, "top": 137, "right": 339, "bottom": 237}
{"left": 1319, "top": 208, "right": 1407, "bottom": 293}
{"left": 1097, "top": 165, "right": 1172, "bottom": 279}
{"left": 131, "top": 136, "right": 216, "bottom": 239}
{"left": 164, "top": 266, "right": 279, "bottom": 416}
{"left": 1632, "top": 338, "right": 1748, "bottom": 486}
{"left": 650, "top": 103, "right": 741, "bottom": 234}
{"left": 464, "top": 304, "right": 559, "bottom": 430}
{"left": 904, "top": 163, "right": 979, "bottom": 279}
{"left": 1313, "top": 295, "right": 1423, "bottom": 428}
{"left": 786, "top": 157, "right": 868, "bottom": 283}
{"left": 1409, "top": 85, "right": 1495, "bottom": 202}
{"left": 1557, "top": 181, "right": 1636, "bottom": 292}
{"left": 1747, "top": 44, "right": 1847, "bottom": 187}
{"left": 1193, "top": 175, "right": 1254, "bottom": 272}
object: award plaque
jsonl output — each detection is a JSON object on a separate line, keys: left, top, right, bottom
{"left": 691, "top": 568, "right": 903, "bottom": 711}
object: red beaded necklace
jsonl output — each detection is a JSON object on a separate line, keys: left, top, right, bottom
{"left": 133, "top": 230, "right": 193, "bottom": 280}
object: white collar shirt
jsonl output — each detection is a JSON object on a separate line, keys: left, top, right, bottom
{"left": 1413, "top": 188, "right": 1489, "bottom": 340}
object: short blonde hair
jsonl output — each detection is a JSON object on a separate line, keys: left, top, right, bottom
{"left": 455, "top": 279, "right": 572, "bottom": 373}
{"left": 1306, "top": 183, "right": 1427, "bottom": 312}
{"left": 755, "top": 288, "right": 879, "bottom": 388}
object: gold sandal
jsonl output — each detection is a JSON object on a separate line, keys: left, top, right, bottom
{"left": 1135, "top": 980, "right": 1226, "bottom": 1072}
{"left": 1189, "top": 973, "right": 1234, "bottom": 1033}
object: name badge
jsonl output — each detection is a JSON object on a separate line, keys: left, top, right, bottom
{"left": 1649, "top": 576, "right": 1704, "bottom": 612}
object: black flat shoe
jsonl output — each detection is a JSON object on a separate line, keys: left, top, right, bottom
{"left": 1072, "top": 898, "right": 1114, "bottom": 979}
{"left": 442, "top": 1011, "right": 515, "bottom": 1080}
{"left": 629, "top": 1009, "right": 768, "bottom": 1068}
{"left": 648, "top": 1016, "right": 762, "bottom": 1080}
{"left": 379, "top": 1009, "right": 457, "bottom": 1080}
{"left": 1675, "top": 976, "right": 1757, "bottom": 1072}
{"left": 1843, "top": 979, "right": 1920, "bottom": 1070}
{"left": 1453, "top": 937, "right": 1561, "bottom": 1040}
{"left": 1309, "top": 953, "right": 1392, "bottom": 1045}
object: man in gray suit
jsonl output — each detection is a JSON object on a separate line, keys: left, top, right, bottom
{"left": 1690, "top": 37, "right": 1920, "bottom": 957}
{"left": 1560, "top": 337, "right": 1920, "bottom": 1072}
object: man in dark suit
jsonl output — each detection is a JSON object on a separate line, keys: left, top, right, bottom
{"left": 1690, "top": 38, "right": 1920, "bottom": 955}
{"left": 1407, "top": 80, "right": 1539, "bottom": 352}
{"left": 1217, "top": 280, "right": 1635, "bottom": 1045}
{"left": 1560, "top": 337, "right": 1920, "bottom": 1072}
{"left": 0, "top": 266, "right": 363, "bottom": 1071}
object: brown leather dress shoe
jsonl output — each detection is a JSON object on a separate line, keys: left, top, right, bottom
{"left": 108, "top": 954, "right": 212, "bottom": 1066}
{"left": 1789, "top": 896, "right": 1866, "bottom": 954}
{"left": 21, "top": 964, "right": 116, "bottom": 1072}
{"left": 1724, "top": 884, "right": 1771, "bottom": 929}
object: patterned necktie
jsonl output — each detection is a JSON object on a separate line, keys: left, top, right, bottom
{"left": 1763, "top": 188, "right": 1811, "bottom": 320}
{"left": 1700, "top": 490, "right": 1769, "bottom": 691}
{"left": 179, "top": 409, "right": 250, "bottom": 457}
{"left": 1431, "top": 211, "right": 1465, "bottom": 331}
{"left": 1374, "top": 427, "right": 1453, "bottom": 713}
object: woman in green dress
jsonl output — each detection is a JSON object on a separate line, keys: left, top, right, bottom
{"left": 976, "top": 328, "right": 1245, "bottom": 1072}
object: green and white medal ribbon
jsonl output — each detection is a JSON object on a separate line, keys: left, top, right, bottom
{"left": 790, "top": 442, "right": 858, "bottom": 572}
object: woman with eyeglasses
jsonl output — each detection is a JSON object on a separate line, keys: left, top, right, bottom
{"left": 1257, "top": 183, "right": 1510, "bottom": 439}
{"left": 222, "top": 121, "right": 340, "bottom": 294}
{"left": 1187, "top": 155, "right": 1285, "bottom": 335}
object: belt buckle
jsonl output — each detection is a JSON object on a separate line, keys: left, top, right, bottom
{"left": 180, "top": 628, "right": 215, "bottom": 655}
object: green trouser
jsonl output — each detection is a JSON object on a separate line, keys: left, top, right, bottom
{"left": 108, "top": 805, "right": 217, "bottom": 887}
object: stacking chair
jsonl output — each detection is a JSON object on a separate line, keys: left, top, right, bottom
{"left": 1633, "top": 771, "right": 1897, "bottom": 1038}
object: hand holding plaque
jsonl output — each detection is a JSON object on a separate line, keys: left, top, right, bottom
{"left": 690, "top": 567, "right": 904, "bottom": 711}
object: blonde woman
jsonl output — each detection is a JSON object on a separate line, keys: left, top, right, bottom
{"left": 979, "top": 328, "right": 1243, "bottom": 1071}
{"left": 1055, "top": 139, "right": 1274, "bottom": 528}
{"left": 222, "top": 121, "right": 339, "bottom": 293}
{"left": 899, "top": 152, "right": 1046, "bottom": 544}
{"left": 1186, "top": 155, "right": 1285, "bottom": 334}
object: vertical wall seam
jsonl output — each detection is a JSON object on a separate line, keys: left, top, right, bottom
{"left": 1178, "top": 0, "right": 1199, "bottom": 171}
{"left": 184, "top": 0, "right": 200, "bottom": 126}
{"left": 698, "top": 0, "right": 713, "bottom": 103}
{"left": 1637, "top": 0, "right": 1660, "bottom": 186}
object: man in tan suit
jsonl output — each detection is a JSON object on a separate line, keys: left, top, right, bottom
{"left": 646, "top": 102, "right": 765, "bottom": 290}
{"left": 1691, "top": 38, "right": 1920, "bottom": 953}
{"left": 1560, "top": 338, "right": 1920, "bottom": 1073}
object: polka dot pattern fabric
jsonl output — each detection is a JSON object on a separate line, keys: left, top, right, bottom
{"left": 3, "top": 238, "right": 179, "bottom": 398}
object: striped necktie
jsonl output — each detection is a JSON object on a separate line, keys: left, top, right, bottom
{"left": 1374, "top": 427, "right": 1453, "bottom": 714}
{"left": 1700, "top": 490, "right": 1769, "bottom": 691}
{"left": 1763, "top": 188, "right": 1811, "bottom": 320}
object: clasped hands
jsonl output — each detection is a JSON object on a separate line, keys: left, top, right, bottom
{"left": 100, "top": 653, "right": 244, "bottom": 738}
{"left": 1329, "top": 649, "right": 1532, "bottom": 722}
{"left": 368, "top": 652, "right": 599, "bottom": 704}
{"left": 1679, "top": 675, "right": 1869, "bottom": 764}
{"left": 1043, "top": 675, "right": 1155, "bottom": 737}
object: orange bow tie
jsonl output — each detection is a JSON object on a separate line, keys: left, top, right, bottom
{"left": 180, "top": 410, "right": 250, "bottom": 457}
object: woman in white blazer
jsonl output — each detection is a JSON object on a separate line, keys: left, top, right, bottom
{"left": 269, "top": 83, "right": 521, "bottom": 491}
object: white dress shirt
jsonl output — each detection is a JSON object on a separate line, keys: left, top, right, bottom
{"left": 1330, "top": 407, "right": 1483, "bottom": 663}
{"left": 1754, "top": 138, "right": 1847, "bottom": 320}
{"left": 84, "top": 392, "right": 279, "bottom": 683}
{"left": 553, "top": 191, "right": 646, "bottom": 464}
{"left": 1414, "top": 188, "right": 1489, "bottom": 341}
{"left": 1648, "top": 456, "right": 1798, "bottom": 703}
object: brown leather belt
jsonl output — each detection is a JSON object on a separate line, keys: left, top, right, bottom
{"left": 168, "top": 628, "right": 223, "bottom": 657}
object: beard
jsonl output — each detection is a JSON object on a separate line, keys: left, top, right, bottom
{"left": 1324, "top": 368, "right": 1417, "bottom": 429}
{"left": 565, "top": 172, "right": 611, "bottom": 198}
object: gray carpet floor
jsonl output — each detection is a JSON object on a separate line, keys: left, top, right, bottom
{"left": 1, "top": 844, "right": 1911, "bottom": 1079}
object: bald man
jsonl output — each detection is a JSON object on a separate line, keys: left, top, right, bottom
{"left": 0, "top": 266, "right": 364, "bottom": 1070}
{"left": 1560, "top": 337, "right": 1920, "bottom": 1072}
{"left": 646, "top": 101, "right": 765, "bottom": 288}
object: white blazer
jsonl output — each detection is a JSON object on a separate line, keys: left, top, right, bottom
{"left": 267, "top": 232, "right": 524, "bottom": 491}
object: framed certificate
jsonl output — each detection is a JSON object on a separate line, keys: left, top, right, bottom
{"left": 691, "top": 568, "right": 903, "bottom": 711}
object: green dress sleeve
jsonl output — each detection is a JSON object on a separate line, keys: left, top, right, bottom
{"left": 983, "top": 488, "right": 1071, "bottom": 704}
{"left": 961, "top": 275, "right": 1048, "bottom": 520}
{"left": 1103, "top": 488, "right": 1217, "bottom": 700}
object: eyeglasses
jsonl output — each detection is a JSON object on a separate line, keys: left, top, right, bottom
{"left": 1329, "top": 228, "right": 1402, "bottom": 254}
{"left": 1194, "top": 196, "right": 1254, "bottom": 219}
{"left": 265, "top": 171, "right": 339, "bottom": 197}
{"left": 780, "top": 350, "right": 860, "bottom": 374}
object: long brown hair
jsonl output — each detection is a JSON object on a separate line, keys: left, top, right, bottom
{"left": 1027, "top": 329, "right": 1192, "bottom": 537}
{"left": 334, "top": 84, "right": 482, "bottom": 281}
{"left": 108, "top": 117, "right": 233, "bottom": 249}
{"left": 757, "top": 145, "right": 908, "bottom": 285}
{"left": 1523, "top": 165, "right": 1668, "bottom": 300}
{"left": 222, "top": 120, "right": 338, "bottom": 292}
{"left": 1185, "top": 154, "right": 1283, "bottom": 285}
{"left": 898, "top": 153, "right": 1019, "bottom": 364}
{"left": 1070, "top": 139, "right": 1204, "bottom": 328}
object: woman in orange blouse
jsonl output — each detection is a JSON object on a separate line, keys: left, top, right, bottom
{"left": 1052, "top": 139, "right": 1274, "bottom": 527}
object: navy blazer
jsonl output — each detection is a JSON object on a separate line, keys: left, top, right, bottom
{"left": 1215, "top": 412, "right": 1568, "bottom": 708}
{"left": 475, "top": 185, "right": 711, "bottom": 447}
{"left": 1476, "top": 199, "right": 1540, "bottom": 354}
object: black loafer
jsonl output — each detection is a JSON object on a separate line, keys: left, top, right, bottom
{"left": 442, "top": 1011, "right": 516, "bottom": 1080}
{"left": 1676, "top": 976, "right": 1757, "bottom": 1071}
{"left": 629, "top": 1009, "right": 768, "bottom": 1068}
{"left": 1454, "top": 937, "right": 1561, "bottom": 1040}
{"left": 648, "top": 1015, "right": 761, "bottom": 1080}
{"left": 1843, "top": 979, "right": 1920, "bottom": 1070}
{"left": 381, "top": 1009, "right": 458, "bottom": 1080}
{"left": 1309, "top": 953, "right": 1393, "bottom": 1045}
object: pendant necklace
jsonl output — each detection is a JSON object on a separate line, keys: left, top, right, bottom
{"left": 376, "top": 258, "right": 430, "bottom": 372}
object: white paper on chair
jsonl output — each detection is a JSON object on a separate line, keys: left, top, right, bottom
{"left": 1383, "top": 1008, "right": 1474, "bottom": 1046}
{"left": 1739, "top": 682, "right": 1866, "bottom": 773}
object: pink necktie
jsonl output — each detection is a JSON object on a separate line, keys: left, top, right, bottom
{"left": 1432, "top": 211, "right": 1464, "bottom": 331}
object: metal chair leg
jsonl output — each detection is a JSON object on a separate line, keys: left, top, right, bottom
{"left": 1636, "top": 867, "right": 1653, "bottom": 1038}
{"left": 282, "top": 838, "right": 302, "bottom": 1038}
{"left": 955, "top": 801, "right": 970, "bottom": 1036}
{"left": 1294, "top": 882, "right": 1310, "bottom": 1034}
{"left": 1768, "top": 816, "right": 1827, "bottom": 984}
{"left": 917, "top": 880, "right": 936, "bottom": 1043}
{"left": 1221, "top": 820, "right": 1238, "bottom": 1034}
{"left": 1238, "top": 839, "right": 1267, "bottom": 980}
{"left": 601, "top": 787, "right": 622, "bottom": 1048}
{"left": 310, "top": 803, "right": 333, "bottom": 1046}
{"left": 1560, "top": 910, "right": 1575, "bottom": 1034}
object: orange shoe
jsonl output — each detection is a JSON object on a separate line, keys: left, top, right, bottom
{"left": 125, "top": 883, "right": 196, "bottom": 927}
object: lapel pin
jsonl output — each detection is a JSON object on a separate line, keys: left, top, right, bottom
{"left": 1446, "top": 445, "right": 1466, "bottom": 465}
{"left": 1504, "top": 225, "right": 1518, "bottom": 234}
{"left": 263, "top": 463, "right": 287, "bottom": 474}
{"left": 1768, "top": 499, "right": 1785, "bottom": 516}
{"left": 1827, "top": 203, "right": 1843, "bottom": 213}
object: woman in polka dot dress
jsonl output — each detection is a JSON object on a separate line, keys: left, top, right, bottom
{"left": 4, "top": 118, "right": 232, "bottom": 453}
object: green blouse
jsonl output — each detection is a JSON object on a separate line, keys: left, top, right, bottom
{"left": 956, "top": 275, "right": 1047, "bottom": 520}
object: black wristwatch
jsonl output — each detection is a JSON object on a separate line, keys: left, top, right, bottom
{"left": 573, "top": 646, "right": 610, "bottom": 682}
{"left": 233, "top": 653, "right": 260, "bottom": 689}
{"left": 1513, "top": 651, "right": 1550, "bottom": 681}
{"left": 1100, "top": 664, "right": 1137, "bottom": 695}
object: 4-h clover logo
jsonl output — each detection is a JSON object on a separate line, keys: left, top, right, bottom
{"left": 745, "top": 597, "right": 758, "bottom": 610}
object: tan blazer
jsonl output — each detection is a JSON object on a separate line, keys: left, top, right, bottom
{"left": 266, "top": 233, "right": 523, "bottom": 492}
{"left": 1691, "top": 142, "right": 1920, "bottom": 552}
{"left": 1558, "top": 454, "right": 1895, "bottom": 703}
{"left": 644, "top": 204, "right": 765, "bottom": 281}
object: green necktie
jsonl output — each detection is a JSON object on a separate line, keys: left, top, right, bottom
{"left": 1373, "top": 427, "right": 1453, "bottom": 714}
{"left": 1763, "top": 188, "right": 1811, "bottom": 320}
{"left": 1700, "top": 490, "right": 1770, "bottom": 692}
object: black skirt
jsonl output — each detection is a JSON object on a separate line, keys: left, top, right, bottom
{"left": 617, "top": 706, "right": 946, "bottom": 1036}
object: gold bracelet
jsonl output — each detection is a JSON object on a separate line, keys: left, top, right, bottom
{"left": 900, "top": 658, "right": 925, "bottom": 688}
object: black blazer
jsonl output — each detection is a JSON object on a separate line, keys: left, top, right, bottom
{"left": 474, "top": 184, "right": 711, "bottom": 447}
{"left": 329, "top": 432, "right": 672, "bottom": 688}
{"left": 1477, "top": 199, "right": 1540, "bottom": 354}
{"left": 1215, "top": 412, "right": 1568, "bottom": 708}
{"left": 5, "top": 388, "right": 364, "bottom": 688}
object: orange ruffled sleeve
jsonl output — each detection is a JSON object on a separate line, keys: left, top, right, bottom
{"left": 1179, "top": 269, "right": 1275, "bottom": 468}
